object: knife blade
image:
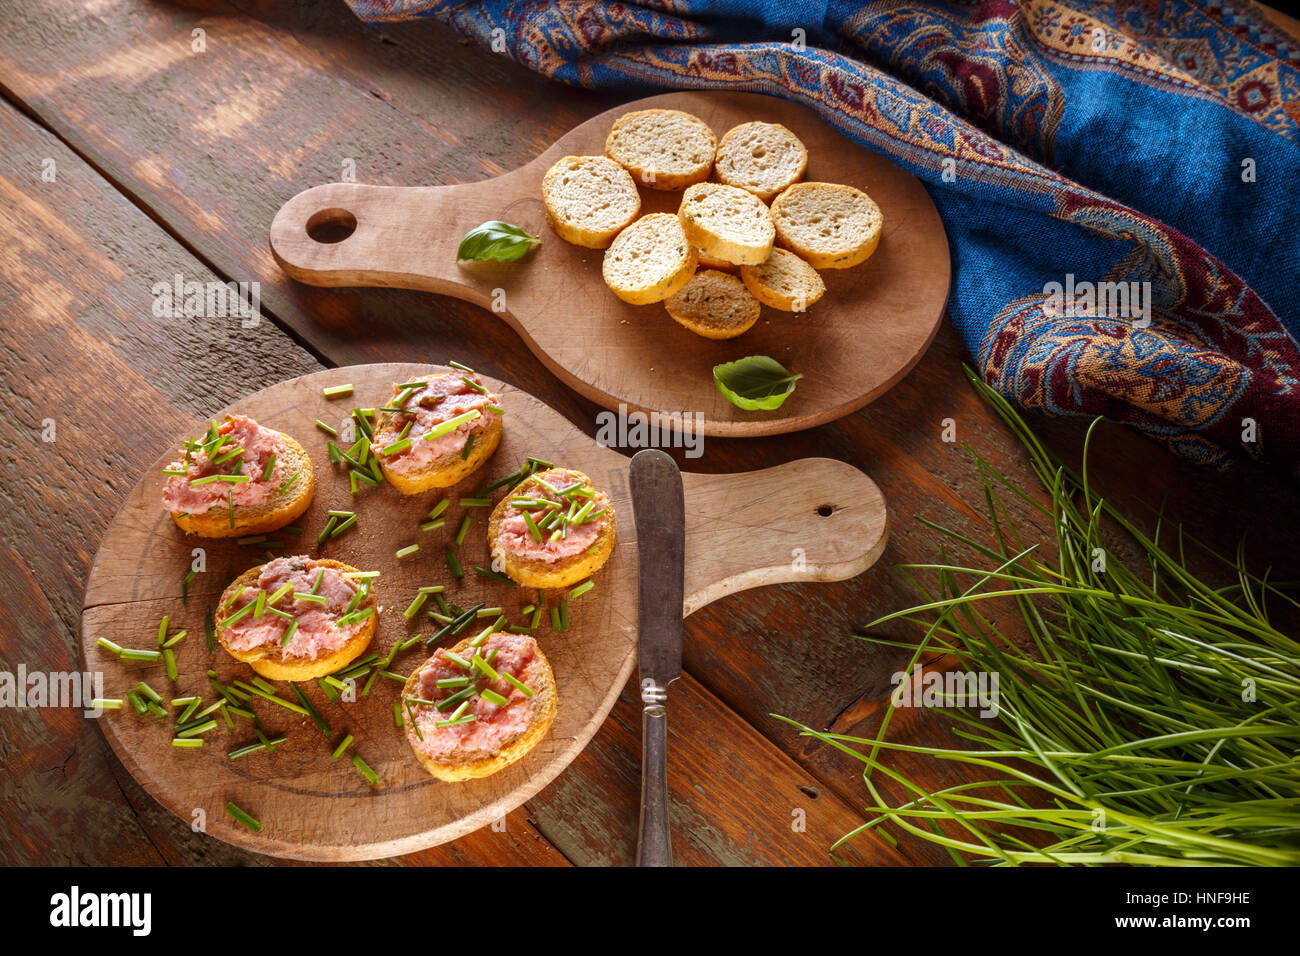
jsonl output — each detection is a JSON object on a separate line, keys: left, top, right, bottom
{"left": 629, "top": 448, "right": 684, "bottom": 867}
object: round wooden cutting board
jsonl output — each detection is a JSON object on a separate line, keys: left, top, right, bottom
{"left": 270, "top": 91, "right": 950, "bottom": 438}
{"left": 80, "top": 365, "right": 889, "bottom": 861}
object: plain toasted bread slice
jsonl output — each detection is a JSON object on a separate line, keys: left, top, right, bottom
{"left": 169, "top": 433, "right": 314, "bottom": 538}
{"left": 602, "top": 213, "right": 697, "bottom": 305}
{"left": 714, "top": 121, "right": 808, "bottom": 201}
{"left": 215, "top": 558, "right": 377, "bottom": 681}
{"left": 739, "top": 248, "right": 826, "bottom": 311}
{"left": 665, "top": 269, "right": 761, "bottom": 339}
{"left": 770, "top": 181, "right": 883, "bottom": 269}
{"left": 678, "top": 182, "right": 775, "bottom": 266}
{"left": 604, "top": 108, "right": 716, "bottom": 191}
{"left": 488, "top": 467, "right": 616, "bottom": 589}
{"left": 542, "top": 155, "right": 641, "bottom": 248}
{"left": 371, "top": 372, "right": 503, "bottom": 495}
{"left": 402, "top": 633, "right": 557, "bottom": 782}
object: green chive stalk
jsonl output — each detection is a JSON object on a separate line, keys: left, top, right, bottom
{"left": 782, "top": 368, "right": 1300, "bottom": 867}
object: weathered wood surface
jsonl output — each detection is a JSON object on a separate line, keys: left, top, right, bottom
{"left": 2, "top": 0, "right": 1297, "bottom": 866}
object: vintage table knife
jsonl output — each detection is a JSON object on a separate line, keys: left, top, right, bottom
{"left": 630, "top": 448, "right": 685, "bottom": 867}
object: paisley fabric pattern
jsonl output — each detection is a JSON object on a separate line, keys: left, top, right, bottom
{"left": 344, "top": 0, "right": 1300, "bottom": 474}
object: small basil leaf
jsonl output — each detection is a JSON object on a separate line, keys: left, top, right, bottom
{"left": 456, "top": 220, "right": 541, "bottom": 262}
{"left": 712, "top": 356, "right": 802, "bottom": 411}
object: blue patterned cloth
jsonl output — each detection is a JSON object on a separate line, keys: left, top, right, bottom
{"left": 345, "top": 0, "right": 1300, "bottom": 473}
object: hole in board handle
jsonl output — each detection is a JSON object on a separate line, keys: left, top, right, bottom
{"left": 306, "top": 208, "right": 357, "bottom": 244}
{"left": 816, "top": 504, "right": 834, "bottom": 517}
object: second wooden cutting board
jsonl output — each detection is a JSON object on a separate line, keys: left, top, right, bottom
{"left": 270, "top": 91, "right": 950, "bottom": 438}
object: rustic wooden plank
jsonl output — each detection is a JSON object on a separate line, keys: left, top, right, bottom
{"left": 4, "top": 0, "right": 1296, "bottom": 867}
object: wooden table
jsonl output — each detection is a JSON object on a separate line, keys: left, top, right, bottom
{"left": 2, "top": 0, "right": 1295, "bottom": 867}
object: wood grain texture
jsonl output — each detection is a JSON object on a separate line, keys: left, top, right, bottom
{"left": 270, "top": 91, "right": 950, "bottom": 437}
{"left": 6, "top": 0, "right": 1299, "bottom": 867}
{"left": 80, "top": 364, "right": 887, "bottom": 859}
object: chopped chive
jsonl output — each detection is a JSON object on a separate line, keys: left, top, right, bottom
{"left": 179, "top": 698, "right": 202, "bottom": 723}
{"left": 461, "top": 434, "right": 476, "bottom": 460}
{"left": 331, "top": 734, "right": 354, "bottom": 759}
{"left": 485, "top": 404, "right": 505, "bottom": 415}
{"left": 453, "top": 514, "right": 473, "bottom": 548}
{"left": 172, "top": 738, "right": 203, "bottom": 749}
{"left": 220, "top": 601, "right": 255, "bottom": 629}
{"left": 395, "top": 544, "right": 420, "bottom": 559}
{"left": 158, "top": 616, "right": 170, "bottom": 646}
{"left": 97, "top": 637, "right": 123, "bottom": 656}
{"left": 446, "top": 549, "right": 463, "bottom": 580}
{"left": 331, "top": 513, "right": 358, "bottom": 538}
{"left": 352, "top": 755, "right": 380, "bottom": 786}
{"left": 126, "top": 691, "right": 147, "bottom": 715}
{"left": 361, "top": 668, "right": 380, "bottom": 698}
{"left": 423, "top": 410, "right": 480, "bottom": 440}
{"left": 280, "top": 620, "right": 300, "bottom": 646}
{"left": 400, "top": 634, "right": 423, "bottom": 651}
{"left": 121, "top": 648, "right": 162, "bottom": 662}
{"left": 503, "top": 673, "right": 534, "bottom": 697}
{"left": 380, "top": 670, "right": 406, "bottom": 682}
{"left": 311, "top": 569, "right": 325, "bottom": 595}
{"left": 322, "top": 384, "right": 354, "bottom": 398}
{"left": 474, "top": 566, "right": 517, "bottom": 587}
{"left": 252, "top": 590, "right": 267, "bottom": 619}
{"left": 426, "top": 499, "right": 451, "bottom": 522}
{"left": 92, "top": 698, "right": 123, "bottom": 710}
{"left": 481, "top": 688, "right": 509, "bottom": 707}
{"left": 292, "top": 592, "right": 327, "bottom": 604}
{"left": 227, "top": 706, "right": 256, "bottom": 721}
{"left": 551, "top": 606, "right": 562, "bottom": 630}
{"left": 404, "top": 592, "right": 430, "bottom": 619}
{"left": 437, "top": 687, "right": 475, "bottom": 711}
{"left": 570, "top": 580, "right": 595, "bottom": 601}
{"left": 327, "top": 441, "right": 341, "bottom": 465}
{"left": 228, "top": 736, "right": 288, "bottom": 760}
{"left": 176, "top": 719, "right": 217, "bottom": 738}
{"left": 237, "top": 534, "right": 268, "bottom": 546}
{"left": 443, "top": 652, "right": 471, "bottom": 670}
{"left": 393, "top": 701, "right": 404, "bottom": 728}
{"left": 163, "top": 648, "right": 178, "bottom": 682}
{"left": 436, "top": 715, "right": 476, "bottom": 728}
{"left": 458, "top": 497, "right": 491, "bottom": 508}
{"left": 226, "top": 802, "right": 262, "bottom": 831}
{"left": 436, "top": 676, "right": 471, "bottom": 688}
{"left": 381, "top": 437, "right": 411, "bottom": 456}
{"left": 317, "top": 679, "right": 340, "bottom": 704}
{"left": 291, "top": 683, "right": 331, "bottom": 738}
{"left": 558, "top": 598, "right": 569, "bottom": 631}
{"left": 471, "top": 655, "right": 500, "bottom": 681}
{"left": 315, "top": 419, "right": 338, "bottom": 436}
{"left": 448, "top": 359, "right": 474, "bottom": 372}
{"left": 353, "top": 469, "right": 380, "bottom": 488}
{"left": 316, "top": 515, "right": 339, "bottom": 545}
{"left": 342, "top": 570, "right": 381, "bottom": 579}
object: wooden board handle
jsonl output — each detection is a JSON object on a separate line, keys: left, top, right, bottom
{"left": 269, "top": 180, "right": 539, "bottom": 307}
{"left": 681, "top": 458, "right": 888, "bottom": 616}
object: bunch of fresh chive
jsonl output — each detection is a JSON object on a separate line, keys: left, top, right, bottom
{"left": 782, "top": 369, "right": 1300, "bottom": 867}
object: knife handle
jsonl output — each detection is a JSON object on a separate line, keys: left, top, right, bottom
{"left": 635, "top": 679, "right": 672, "bottom": 867}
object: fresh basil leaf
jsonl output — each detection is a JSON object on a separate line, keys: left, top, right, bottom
{"left": 456, "top": 221, "right": 541, "bottom": 262}
{"left": 712, "top": 356, "right": 802, "bottom": 411}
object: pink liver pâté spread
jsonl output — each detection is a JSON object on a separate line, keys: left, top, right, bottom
{"left": 221, "top": 556, "right": 368, "bottom": 660}
{"left": 496, "top": 469, "right": 610, "bottom": 564}
{"left": 162, "top": 415, "right": 285, "bottom": 514}
{"left": 369, "top": 372, "right": 502, "bottom": 474}
{"left": 406, "top": 632, "right": 544, "bottom": 759}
